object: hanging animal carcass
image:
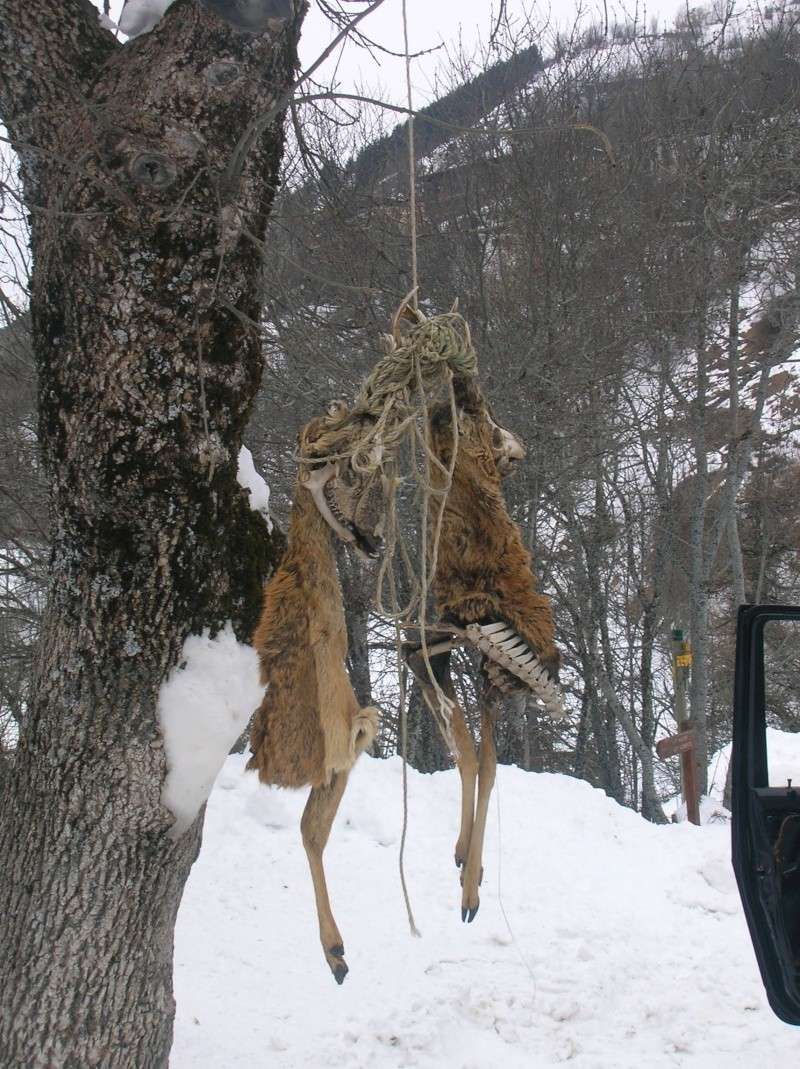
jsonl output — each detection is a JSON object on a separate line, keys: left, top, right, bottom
{"left": 404, "top": 369, "right": 564, "bottom": 923}
{"left": 247, "top": 402, "right": 385, "bottom": 984}
{"left": 248, "top": 307, "right": 566, "bottom": 981}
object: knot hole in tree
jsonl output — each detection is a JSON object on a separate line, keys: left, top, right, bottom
{"left": 204, "top": 60, "right": 243, "bottom": 88}
{"left": 129, "top": 152, "right": 177, "bottom": 191}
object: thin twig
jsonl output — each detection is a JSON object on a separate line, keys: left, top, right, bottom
{"left": 223, "top": 0, "right": 391, "bottom": 196}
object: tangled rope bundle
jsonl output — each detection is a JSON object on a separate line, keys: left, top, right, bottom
{"left": 300, "top": 303, "right": 476, "bottom": 482}
{"left": 361, "top": 308, "right": 477, "bottom": 410}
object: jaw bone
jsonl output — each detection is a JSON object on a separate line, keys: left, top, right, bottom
{"left": 302, "top": 462, "right": 356, "bottom": 547}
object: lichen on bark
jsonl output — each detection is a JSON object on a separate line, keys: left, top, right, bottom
{"left": 0, "top": 1, "right": 306, "bottom": 1064}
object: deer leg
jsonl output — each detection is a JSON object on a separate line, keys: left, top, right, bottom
{"left": 404, "top": 645, "right": 478, "bottom": 872}
{"left": 301, "top": 770, "right": 351, "bottom": 984}
{"left": 460, "top": 697, "right": 498, "bottom": 923}
{"left": 450, "top": 704, "right": 479, "bottom": 869}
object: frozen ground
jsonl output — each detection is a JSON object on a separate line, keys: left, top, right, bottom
{"left": 171, "top": 745, "right": 799, "bottom": 1068}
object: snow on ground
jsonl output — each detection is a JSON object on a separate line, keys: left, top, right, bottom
{"left": 707, "top": 727, "right": 800, "bottom": 802}
{"left": 665, "top": 728, "right": 800, "bottom": 822}
{"left": 172, "top": 754, "right": 799, "bottom": 1068}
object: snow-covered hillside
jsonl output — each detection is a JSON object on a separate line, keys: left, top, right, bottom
{"left": 172, "top": 754, "right": 799, "bottom": 1068}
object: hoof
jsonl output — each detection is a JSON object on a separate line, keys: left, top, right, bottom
{"left": 326, "top": 943, "right": 347, "bottom": 984}
{"left": 461, "top": 904, "right": 479, "bottom": 923}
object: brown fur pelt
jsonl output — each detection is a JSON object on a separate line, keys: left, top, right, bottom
{"left": 429, "top": 379, "right": 560, "bottom": 679}
{"left": 247, "top": 415, "right": 378, "bottom": 789}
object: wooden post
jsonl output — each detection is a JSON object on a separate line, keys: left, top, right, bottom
{"left": 672, "top": 627, "right": 700, "bottom": 825}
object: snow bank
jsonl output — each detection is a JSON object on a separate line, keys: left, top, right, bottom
{"left": 172, "top": 755, "right": 799, "bottom": 1068}
{"left": 236, "top": 445, "right": 272, "bottom": 530}
{"left": 708, "top": 727, "right": 800, "bottom": 799}
{"left": 665, "top": 728, "right": 800, "bottom": 823}
{"left": 158, "top": 624, "right": 263, "bottom": 838}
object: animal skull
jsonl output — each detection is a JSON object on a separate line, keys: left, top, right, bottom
{"left": 302, "top": 444, "right": 386, "bottom": 561}
{"left": 487, "top": 413, "right": 525, "bottom": 476}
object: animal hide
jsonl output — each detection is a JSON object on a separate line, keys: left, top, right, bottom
{"left": 248, "top": 416, "right": 378, "bottom": 789}
{"left": 428, "top": 379, "right": 560, "bottom": 681}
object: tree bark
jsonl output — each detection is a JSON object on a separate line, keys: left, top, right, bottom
{"left": 405, "top": 676, "right": 452, "bottom": 772}
{"left": 0, "top": 2, "right": 304, "bottom": 1065}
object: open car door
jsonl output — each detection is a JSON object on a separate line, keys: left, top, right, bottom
{"left": 732, "top": 604, "right": 800, "bottom": 1025}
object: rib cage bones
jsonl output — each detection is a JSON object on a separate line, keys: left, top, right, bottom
{"left": 464, "top": 622, "right": 565, "bottom": 718}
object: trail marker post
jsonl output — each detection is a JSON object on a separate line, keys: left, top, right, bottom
{"left": 657, "top": 628, "right": 701, "bottom": 825}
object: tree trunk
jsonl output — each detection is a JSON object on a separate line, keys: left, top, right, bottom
{"left": 0, "top": 3, "right": 303, "bottom": 1065}
{"left": 725, "top": 274, "right": 747, "bottom": 606}
{"left": 406, "top": 676, "right": 452, "bottom": 772}
{"left": 339, "top": 548, "right": 374, "bottom": 710}
{"left": 687, "top": 322, "right": 711, "bottom": 796}
{"left": 639, "top": 602, "right": 667, "bottom": 823}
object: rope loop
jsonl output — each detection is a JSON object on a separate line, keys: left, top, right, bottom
{"left": 301, "top": 306, "right": 476, "bottom": 485}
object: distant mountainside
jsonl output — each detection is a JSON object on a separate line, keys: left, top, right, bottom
{"left": 350, "top": 42, "right": 543, "bottom": 186}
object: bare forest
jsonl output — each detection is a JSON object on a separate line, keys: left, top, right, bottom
{"left": 247, "top": 4, "right": 800, "bottom": 818}
{"left": 3, "top": 3, "right": 800, "bottom": 831}
{"left": 3, "top": 3, "right": 800, "bottom": 1063}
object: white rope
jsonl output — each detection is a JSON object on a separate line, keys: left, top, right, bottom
{"left": 402, "top": 0, "right": 419, "bottom": 308}
{"left": 397, "top": 0, "right": 421, "bottom": 937}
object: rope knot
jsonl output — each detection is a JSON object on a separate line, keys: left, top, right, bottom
{"left": 404, "top": 313, "right": 477, "bottom": 381}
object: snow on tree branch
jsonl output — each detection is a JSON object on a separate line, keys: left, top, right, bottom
{"left": 117, "top": 0, "right": 294, "bottom": 38}
{"left": 237, "top": 445, "right": 273, "bottom": 530}
{"left": 158, "top": 623, "right": 264, "bottom": 839}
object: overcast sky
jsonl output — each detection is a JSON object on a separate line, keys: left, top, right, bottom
{"left": 104, "top": 1, "right": 697, "bottom": 106}
{"left": 297, "top": 0, "right": 692, "bottom": 106}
